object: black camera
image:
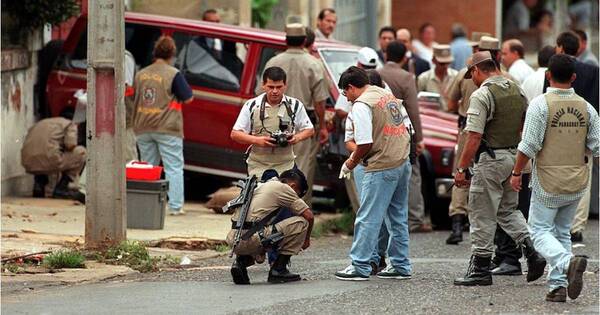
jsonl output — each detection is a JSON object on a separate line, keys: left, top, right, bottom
{"left": 270, "top": 130, "right": 290, "bottom": 147}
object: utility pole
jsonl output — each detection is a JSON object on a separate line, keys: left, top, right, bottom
{"left": 85, "top": 0, "right": 126, "bottom": 248}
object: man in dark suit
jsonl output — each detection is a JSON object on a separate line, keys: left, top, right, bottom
{"left": 396, "top": 28, "right": 431, "bottom": 77}
{"left": 543, "top": 31, "right": 599, "bottom": 111}
{"left": 376, "top": 26, "right": 396, "bottom": 64}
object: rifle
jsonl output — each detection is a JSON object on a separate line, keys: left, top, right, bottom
{"left": 223, "top": 175, "right": 258, "bottom": 257}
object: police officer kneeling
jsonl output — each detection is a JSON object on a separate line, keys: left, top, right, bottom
{"left": 226, "top": 169, "right": 314, "bottom": 284}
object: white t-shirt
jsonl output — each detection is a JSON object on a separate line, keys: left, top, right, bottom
{"left": 508, "top": 59, "right": 535, "bottom": 85}
{"left": 521, "top": 67, "right": 546, "bottom": 102}
{"left": 232, "top": 93, "right": 313, "bottom": 133}
{"left": 351, "top": 102, "right": 373, "bottom": 145}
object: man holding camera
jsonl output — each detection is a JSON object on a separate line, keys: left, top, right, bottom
{"left": 231, "top": 66, "right": 314, "bottom": 178}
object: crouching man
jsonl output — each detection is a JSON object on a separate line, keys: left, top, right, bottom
{"left": 226, "top": 169, "right": 314, "bottom": 284}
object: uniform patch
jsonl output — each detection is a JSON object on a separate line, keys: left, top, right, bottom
{"left": 387, "top": 101, "right": 403, "bottom": 126}
{"left": 143, "top": 87, "right": 156, "bottom": 107}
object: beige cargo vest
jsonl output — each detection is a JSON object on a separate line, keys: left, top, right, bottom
{"left": 536, "top": 93, "right": 589, "bottom": 194}
{"left": 246, "top": 96, "right": 296, "bottom": 177}
{"left": 21, "top": 117, "right": 75, "bottom": 173}
{"left": 132, "top": 62, "right": 183, "bottom": 137}
{"left": 357, "top": 86, "right": 411, "bottom": 172}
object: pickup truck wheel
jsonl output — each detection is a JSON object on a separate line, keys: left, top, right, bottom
{"left": 419, "top": 157, "right": 451, "bottom": 229}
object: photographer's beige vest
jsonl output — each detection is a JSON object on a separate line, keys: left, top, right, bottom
{"left": 356, "top": 86, "right": 410, "bottom": 172}
{"left": 536, "top": 93, "right": 589, "bottom": 194}
{"left": 247, "top": 98, "right": 295, "bottom": 177}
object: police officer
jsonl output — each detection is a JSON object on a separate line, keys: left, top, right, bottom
{"left": 264, "top": 23, "right": 330, "bottom": 206}
{"left": 453, "top": 51, "right": 546, "bottom": 286}
{"left": 21, "top": 117, "right": 86, "bottom": 203}
{"left": 231, "top": 66, "right": 314, "bottom": 178}
{"left": 227, "top": 169, "right": 315, "bottom": 284}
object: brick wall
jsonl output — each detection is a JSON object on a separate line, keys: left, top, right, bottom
{"left": 391, "top": 0, "right": 497, "bottom": 44}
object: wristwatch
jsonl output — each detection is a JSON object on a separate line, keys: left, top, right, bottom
{"left": 511, "top": 171, "right": 522, "bottom": 177}
{"left": 456, "top": 167, "right": 467, "bottom": 174}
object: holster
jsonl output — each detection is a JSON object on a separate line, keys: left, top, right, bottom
{"left": 457, "top": 115, "right": 467, "bottom": 130}
{"left": 475, "top": 142, "right": 496, "bottom": 163}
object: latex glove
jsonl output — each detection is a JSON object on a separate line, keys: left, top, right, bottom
{"left": 338, "top": 162, "right": 352, "bottom": 179}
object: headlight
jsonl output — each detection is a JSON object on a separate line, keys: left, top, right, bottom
{"left": 441, "top": 149, "right": 453, "bottom": 167}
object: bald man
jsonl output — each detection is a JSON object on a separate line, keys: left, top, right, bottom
{"left": 395, "top": 28, "right": 430, "bottom": 77}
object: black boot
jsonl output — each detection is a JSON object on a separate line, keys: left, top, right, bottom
{"left": 268, "top": 254, "right": 301, "bottom": 283}
{"left": 446, "top": 214, "right": 464, "bottom": 245}
{"left": 454, "top": 255, "right": 493, "bottom": 286}
{"left": 230, "top": 255, "right": 253, "bottom": 285}
{"left": 33, "top": 175, "right": 48, "bottom": 197}
{"left": 521, "top": 237, "right": 546, "bottom": 282}
{"left": 53, "top": 175, "right": 86, "bottom": 204}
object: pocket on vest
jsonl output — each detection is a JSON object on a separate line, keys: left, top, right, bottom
{"left": 537, "top": 165, "right": 588, "bottom": 194}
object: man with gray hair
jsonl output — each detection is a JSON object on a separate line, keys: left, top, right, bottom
{"left": 449, "top": 23, "right": 472, "bottom": 70}
{"left": 501, "top": 39, "right": 534, "bottom": 84}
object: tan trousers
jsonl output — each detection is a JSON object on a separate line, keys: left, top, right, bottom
{"left": 59, "top": 146, "right": 87, "bottom": 184}
{"left": 227, "top": 216, "right": 309, "bottom": 256}
{"left": 469, "top": 151, "right": 529, "bottom": 257}
{"left": 449, "top": 129, "right": 470, "bottom": 217}
{"left": 408, "top": 161, "right": 428, "bottom": 227}
{"left": 293, "top": 135, "right": 319, "bottom": 207}
{"left": 124, "top": 128, "right": 138, "bottom": 163}
{"left": 571, "top": 157, "right": 593, "bottom": 233}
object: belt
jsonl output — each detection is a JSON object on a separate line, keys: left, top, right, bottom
{"left": 489, "top": 146, "right": 518, "bottom": 150}
{"left": 231, "top": 221, "right": 254, "bottom": 230}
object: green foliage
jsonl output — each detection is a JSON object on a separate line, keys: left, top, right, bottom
{"left": 3, "top": 263, "right": 22, "bottom": 273}
{"left": 311, "top": 211, "right": 355, "bottom": 238}
{"left": 3, "top": 0, "right": 80, "bottom": 32}
{"left": 98, "top": 241, "right": 179, "bottom": 273}
{"left": 215, "top": 244, "right": 230, "bottom": 253}
{"left": 43, "top": 250, "right": 86, "bottom": 269}
{"left": 252, "top": 0, "right": 279, "bottom": 28}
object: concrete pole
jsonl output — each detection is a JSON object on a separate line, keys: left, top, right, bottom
{"left": 85, "top": 0, "right": 126, "bottom": 248}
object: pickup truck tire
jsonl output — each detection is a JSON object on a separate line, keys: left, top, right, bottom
{"left": 419, "top": 152, "right": 451, "bottom": 229}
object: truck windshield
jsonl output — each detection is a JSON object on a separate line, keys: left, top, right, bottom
{"left": 318, "top": 49, "right": 359, "bottom": 86}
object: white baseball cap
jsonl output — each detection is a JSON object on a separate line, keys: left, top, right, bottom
{"left": 357, "top": 47, "right": 379, "bottom": 67}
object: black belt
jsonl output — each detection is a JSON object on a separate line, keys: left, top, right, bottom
{"left": 489, "top": 146, "right": 518, "bottom": 150}
{"left": 231, "top": 221, "right": 254, "bottom": 230}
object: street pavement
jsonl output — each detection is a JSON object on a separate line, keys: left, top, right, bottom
{"left": 2, "top": 220, "right": 598, "bottom": 314}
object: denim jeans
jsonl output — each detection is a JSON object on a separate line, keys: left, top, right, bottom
{"left": 137, "top": 132, "right": 184, "bottom": 211}
{"left": 353, "top": 165, "right": 389, "bottom": 263}
{"left": 528, "top": 192, "right": 580, "bottom": 291}
{"left": 349, "top": 161, "right": 412, "bottom": 276}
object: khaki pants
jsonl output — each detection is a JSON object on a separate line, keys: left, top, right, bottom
{"left": 571, "top": 157, "right": 593, "bottom": 233}
{"left": 293, "top": 135, "right": 319, "bottom": 207}
{"left": 408, "top": 160, "right": 428, "bottom": 227}
{"left": 58, "top": 146, "right": 87, "bottom": 186}
{"left": 449, "top": 129, "right": 470, "bottom": 217}
{"left": 468, "top": 151, "right": 529, "bottom": 257}
{"left": 227, "top": 216, "right": 309, "bottom": 256}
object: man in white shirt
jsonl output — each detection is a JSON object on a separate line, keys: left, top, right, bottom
{"left": 315, "top": 8, "right": 337, "bottom": 39}
{"left": 501, "top": 39, "right": 534, "bottom": 84}
{"left": 231, "top": 67, "right": 314, "bottom": 178}
{"left": 521, "top": 45, "right": 555, "bottom": 102}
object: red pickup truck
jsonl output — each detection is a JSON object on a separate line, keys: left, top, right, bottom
{"left": 43, "top": 12, "right": 458, "bottom": 225}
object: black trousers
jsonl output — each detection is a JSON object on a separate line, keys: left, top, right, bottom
{"left": 493, "top": 174, "right": 531, "bottom": 266}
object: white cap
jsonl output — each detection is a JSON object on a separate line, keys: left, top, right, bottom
{"left": 357, "top": 47, "right": 378, "bottom": 67}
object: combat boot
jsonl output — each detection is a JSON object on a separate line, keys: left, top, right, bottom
{"left": 268, "top": 254, "right": 301, "bottom": 283}
{"left": 53, "top": 175, "right": 86, "bottom": 204}
{"left": 454, "top": 255, "right": 492, "bottom": 286}
{"left": 33, "top": 175, "right": 48, "bottom": 198}
{"left": 230, "top": 255, "right": 253, "bottom": 285}
{"left": 521, "top": 237, "right": 546, "bottom": 282}
{"left": 446, "top": 214, "right": 464, "bottom": 245}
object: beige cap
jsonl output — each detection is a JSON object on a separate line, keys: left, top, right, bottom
{"left": 285, "top": 23, "right": 306, "bottom": 37}
{"left": 464, "top": 51, "right": 493, "bottom": 79}
{"left": 479, "top": 36, "right": 500, "bottom": 50}
{"left": 469, "top": 32, "right": 492, "bottom": 46}
{"left": 433, "top": 44, "right": 453, "bottom": 63}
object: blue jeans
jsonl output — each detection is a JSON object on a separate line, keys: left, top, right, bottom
{"left": 137, "top": 132, "right": 184, "bottom": 211}
{"left": 528, "top": 192, "right": 579, "bottom": 291}
{"left": 353, "top": 164, "right": 389, "bottom": 264}
{"left": 350, "top": 161, "right": 412, "bottom": 276}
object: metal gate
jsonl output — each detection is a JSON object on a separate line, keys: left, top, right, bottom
{"left": 333, "top": 0, "right": 378, "bottom": 48}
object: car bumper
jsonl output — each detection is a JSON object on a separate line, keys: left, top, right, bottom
{"left": 434, "top": 178, "right": 454, "bottom": 198}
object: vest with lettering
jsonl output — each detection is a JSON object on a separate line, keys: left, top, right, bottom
{"left": 132, "top": 62, "right": 183, "bottom": 137}
{"left": 356, "top": 85, "right": 410, "bottom": 172}
{"left": 483, "top": 81, "right": 527, "bottom": 148}
{"left": 246, "top": 96, "right": 296, "bottom": 177}
{"left": 536, "top": 93, "right": 589, "bottom": 194}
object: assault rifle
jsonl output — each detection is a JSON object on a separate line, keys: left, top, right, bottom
{"left": 223, "top": 175, "right": 258, "bottom": 257}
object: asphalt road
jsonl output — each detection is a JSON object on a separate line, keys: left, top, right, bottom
{"left": 2, "top": 220, "right": 599, "bottom": 315}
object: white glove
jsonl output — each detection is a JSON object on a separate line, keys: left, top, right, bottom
{"left": 338, "top": 162, "right": 352, "bottom": 179}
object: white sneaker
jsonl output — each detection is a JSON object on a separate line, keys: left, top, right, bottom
{"left": 376, "top": 264, "right": 412, "bottom": 279}
{"left": 168, "top": 208, "right": 186, "bottom": 216}
{"left": 335, "top": 265, "right": 369, "bottom": 281}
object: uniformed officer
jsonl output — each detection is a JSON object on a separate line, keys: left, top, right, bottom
{"left": 453, "top": 51, "right": 546, "bottom": 286}
{"left": 417, "top": 44, "right": 458, "bottom": 111}
{"left": 231, "top": 66, "right": 314, "bottom": 178}
{"left": 227, "top": 169, "right": 314, "bottom": 284}
{"left": 510, "top": 54, "right": 599, "bottom": 302}
{"left": 21, "top": 117, "right": 86, "bottom": 203}
{"left": 263, "top": 23, "right": 330, "bottom": 206}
